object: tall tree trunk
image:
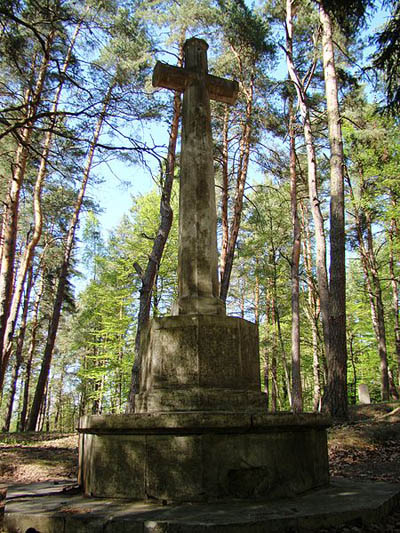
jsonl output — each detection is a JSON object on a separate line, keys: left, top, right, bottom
{"left": 220, "top": 76, "right": 254, "bottom": 302}
{"left": 18, "top": 273, "right": 44, "bottom": 431}
{"left": 2, "top": 265, "right": 34, "bottom": 431}
{"left": 288, "top": 89, "right": 302, "bottom": 412}
{"left": 0, "top": 20, "right": 83, "bottom": 388}
{"left": 320, "top": 4, "right": 348, "bottom": 419}
{"left": 301, "top": 200, "right": 322, "bottom": 410}
{"left": 127, "top": 44, "right": 183, "bottom": 411}
{"left": 270, "top": 215, "right": 292, "bottom": 406}
{"left": 366, "top": 217, "right": 390, "bottom": 401}
{"left": 263, "top": 348, "right": 269, "bottom": 409}
{"left": 348, "top": 334, "right": 357, "bottom": 404}
{"left": 389, "top": 216, "right": 400, "bottom": 385}
{"left": 54, "top": 364, "right": 65, "bottom": 430}
{"left": 0, "top": 31, "right": 55, "bottom": 385}
{"left": 389, "top": 369, "right": 399, "bottom": 400}
{"left": 220, "top": 106, "right": 230, "bottom": 274}
{"left": 270, "top": 292, "right": 278, "bottom": 412}
{"left": 285, "top": 0, "right": 330, "bottom": 376}
{"left": 254, "top": 266, "right": 260, "bottom": 324}
{"left": 26, "top": 84, "right": 114, "bottom": 431}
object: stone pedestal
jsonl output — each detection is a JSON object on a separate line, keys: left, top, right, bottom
{"left": 136, "top": 315, "right": 264, "bottom": 412}
{"left": 79, "top": 315, "right": 330, "bottom": 503}
{"left": 79, "top": 412, "right": 330, "bottom": 502}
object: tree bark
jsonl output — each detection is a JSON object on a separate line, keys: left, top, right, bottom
{"left": 320, "top": 3, "right": 348, "bottom": 419}
{"left": 285, "top": 0, "right": 330, "bottom": 379}
{"left": 254, "top": 267, "right": 260, "bottom": 324}
{"left": 18, "top": 272, "right": 44, "bottom": 431}
{"left": 389, "top": 215, "right": 400, "bottom": 385}
{"left": 26, "top": 84, "right": 114, "bottom": 431}
{"left": 220, "top": 76, "right": 254, "bottom": 302}
{"left": 366, "top": 217, "right": 390, "bottom": 401}
{"left": 288, "top": 87, "right": 302, "bottom": 412}
{"left": 270, "top": 291, "right": 279, "bottom": 412}
{"left": 2, "top": 264, "right": 34, "bottom": 431}
{"left": 263, "top": 348, "right": 269, "bottom": 409}
{"left": 220, "top": 106, "right": 230, "bottom": 274}
{"left": 301, "top": 200, "right": 322, "bottom": 410}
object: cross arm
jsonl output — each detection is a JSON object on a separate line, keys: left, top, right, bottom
{"left": 152, "top": 61, "right": 239, "bottom": 105}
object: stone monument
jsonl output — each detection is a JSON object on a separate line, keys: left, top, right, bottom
{"left": 358, "top": 383, "right": 371, "bottom": 405}
{"left": 79, "top": 38, "right": 330, "bottom": 503}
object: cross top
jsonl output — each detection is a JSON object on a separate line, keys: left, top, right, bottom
{"left": 153, "top": 38, "right": 238, "bottom": 316}
{"left": 153, "top": 38, "right": 238, "bottom": 105}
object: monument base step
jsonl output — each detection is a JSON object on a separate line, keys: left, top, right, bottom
{"left": 3, "top": 478, "right": 400, "bottom": 532}
{"left": 78, "top": 412, "right": 330, "bottom": 502}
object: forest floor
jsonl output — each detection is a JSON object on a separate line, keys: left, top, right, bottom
{"left": 1, "top": 402, "right": 400, "bottom": 531}
{"left": 0, "top": 432, "right": 77, "bottom": 483}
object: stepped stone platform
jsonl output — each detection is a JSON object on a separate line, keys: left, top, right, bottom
{"left": 78, "top": 315, "right": 332, "bottom": 504}
{"left": 79, "top": 412, "right": 330, "bottom": 502}
{"left": 2, "top": 477, "right": 400, "bottom": 532}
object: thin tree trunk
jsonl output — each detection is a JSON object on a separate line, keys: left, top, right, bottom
{"left": 288, "top": 89, "right": 302, "bottom": 412}
{"left": 275, "top": 300, "right": 292, "bottom": 407}
{"left": 26, "top": 84, "right": 114, "bottom": 431}
{"left": 270, "top": 223, "right": 292, "bottom": 406}
{"left": 389, "top": 216, "right": 400, "bottom": 385}
{"left": 220, "top": 77, "right": 254, "bottom": 302}
{"left": 320, "top": 4, "right": 348, "bottom": 419}
{"left": 263, "top": 348, "right": 269, "bottom": 409}
{"left": 389, "top": 369, "right": 399, "bottom": 400}
{"left": 1, "top": 20, "right": 83, "bottom": 387}
{"left": 37, "top": 383, "right": 48, "bottom": 432}
{"left": 127, "top": 45, "right": 183, "bottom": 411}
{"left": 2, "top": 264, "right": 34, "bottom": 431}
{"left": 366, "top": 218, "right": 390, "bottom": 401}
{"left": 54, "top": 365, "right": 65, "bottom": 430}
{"left": 285, "top": 1, "right": 330, "bottom": 374}
{"left": 301, "top": 200, "right": 322, "bottom": 410}
{"left": 18, "top": 274, "right": 44, "bottom": 431}
{"left": 348, "top": 334, "right": 357, "bottom": 404}
{"left": 254, "top": 267, "right": 260, "bottom": 324}
{"left": 220, "top": 106, "right": 230, "bottom": 274}
{"left": 270, "top": 297, "right": 278, "bottom": 412}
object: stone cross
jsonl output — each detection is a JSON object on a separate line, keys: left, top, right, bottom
{"left": 153, "top": 38, "right": 238, "bottom": 315}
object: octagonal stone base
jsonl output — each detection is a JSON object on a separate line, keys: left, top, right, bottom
{"left": 79, "top": 412, "right": 330, "bottom": 503}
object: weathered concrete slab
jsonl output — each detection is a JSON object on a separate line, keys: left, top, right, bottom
{"left": 2, "top": 478, "right": 400, "bottom": 532}
{"left": 79, "top": 412, "right": 330, "bottom": 502}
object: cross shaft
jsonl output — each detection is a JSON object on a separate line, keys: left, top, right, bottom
{"left": 153, "top": 38, "right": 238, "bottom": 315}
